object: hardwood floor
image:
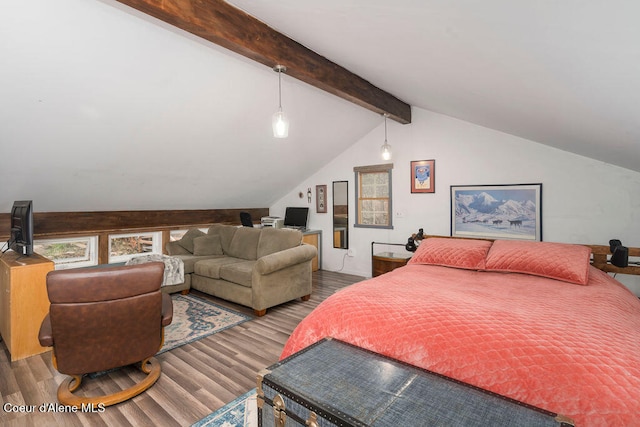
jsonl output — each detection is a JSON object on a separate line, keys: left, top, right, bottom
{"left": 0, "top": 270, "right": 364, "bottom": 427}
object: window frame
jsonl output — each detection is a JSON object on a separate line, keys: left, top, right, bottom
{"left": 34, "top": 236, "right": 98, "bottom": 270}
{"left": 108, "top": 231, "right": 162, "bottom": 264}
{"left": 353, "top": 163, "right": 394, "bottom": 229}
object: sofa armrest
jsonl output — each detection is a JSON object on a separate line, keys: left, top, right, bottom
{"left": 166, "top": 241, "right": 192, "bottom": 256}
{"left": 255, "top": 244, "right": 317, "bottom": 275}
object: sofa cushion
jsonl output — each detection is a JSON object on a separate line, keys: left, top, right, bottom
{"left": 176, "top": 228, "right": 205, "bottom": 253}
{"left": 193, "top": 235, "right": 223, "bottom": 256}
{"left": 207, "top": 224, "right": 238, "bottom": 253}
{"left": 174, "top": 254, "right": 221, "bottom": 274}
{"left": 226, "top": 227, "right": 261, "bottom": 260}
{"left": 219, "top": 260, "right": 256, "bottom": 288}
{"left": 257, "top": 228, "right": 303, "bottom": 259}
{"left": 194, "top": 257, "right": 245, "bottom": 279}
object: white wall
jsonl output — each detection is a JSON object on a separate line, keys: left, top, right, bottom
{"left": 271, "top": 107, "right": 640, "bottom": 294}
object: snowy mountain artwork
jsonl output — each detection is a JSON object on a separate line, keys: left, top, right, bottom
{"left": 450, "top": 184, "right": 542, "bottom": 240}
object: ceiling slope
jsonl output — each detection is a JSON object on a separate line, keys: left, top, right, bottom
{"left": 113, "top": 0, "right": 411, "bottom": 124}
{"left": 0, "top": 0, "right": 380, "bottom": 212}
{"left": 228, "top": 0, "right": 640, "bottom": 173}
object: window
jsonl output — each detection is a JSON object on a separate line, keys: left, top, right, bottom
{"left": 34, "top": 236, "right": 98, "bottom": 269}
{"left": 109, "top": 231, "right": 162, "bottom": 263}
{"left": 354, "top": 163, "right": 393, "bottom": 228}
{"left": 170, "top": 229, "right": 189, "bottom": 242}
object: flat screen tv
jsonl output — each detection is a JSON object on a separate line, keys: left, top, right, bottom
{"left": 7, "top": 200, "right": 34, "bottom": 256}
{"left": 284, "top": 207, "right": 309, "bottom": 229}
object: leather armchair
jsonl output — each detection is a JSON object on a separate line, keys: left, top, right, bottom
{"left": 38, "top": 261, "right": 173, "bottom": 407}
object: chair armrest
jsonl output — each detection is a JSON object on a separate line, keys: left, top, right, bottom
{"left": 38, "top": 314, "right": 53, "bottom": 347}
{"left": 161, "top": 293, "right": 173, "bottom": 327}
{"left": 255, "top": 244, "right": 317, "bottom": 275}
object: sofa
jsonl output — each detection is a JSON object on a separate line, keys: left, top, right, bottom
{"left": 166, "top": 224, "right": 317, "bottom": 316}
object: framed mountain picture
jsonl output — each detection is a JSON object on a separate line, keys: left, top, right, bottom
{"left": 450, "top": 183, "right": 542, "bottom": 241}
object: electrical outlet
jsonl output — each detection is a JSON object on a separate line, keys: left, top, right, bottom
{"left": 347, "top": 248, "right": 356, "bottom": 257}
{"left": 395, "top": 210, "right": 406, "bottom": 218}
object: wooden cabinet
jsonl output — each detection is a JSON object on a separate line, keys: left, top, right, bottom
{"left": 302, "top": 230, "right": 322, "bottom": 272}
{"left": 0, "top": 251, "right": 54, "bottom": 361}
{"left": 371, "top": 242, "right": 412, "bottom": 277}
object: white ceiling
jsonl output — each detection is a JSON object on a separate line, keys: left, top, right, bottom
{"left": 1, "top": 0, "right": 639, "bottom": 213}
{"left": 230, "top": 0, "right": 640, "bottom": 171}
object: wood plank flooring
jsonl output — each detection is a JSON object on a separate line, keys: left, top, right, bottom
{"left": 0, "top": 270, "right": 364, "bottom": 427}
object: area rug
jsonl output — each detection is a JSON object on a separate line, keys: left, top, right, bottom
{"left": 159, "top": 294, "right": 252, "bottom": 354}
{"left": 192, "top": 390, "right": 257, "bottom": 427}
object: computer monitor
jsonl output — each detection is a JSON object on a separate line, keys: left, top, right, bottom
{"left": 8, "top": 200, "right": 34, "bottom": 256}
{"left": 283, "top": 207, "right": 309, "bottom": 229}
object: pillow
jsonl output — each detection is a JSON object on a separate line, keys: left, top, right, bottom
{"left": 193, "top": 235, "right": 223, "bottom": 256}
{"left": 485, "top": 240, "right": 591, "bottom": 285}
{"left": 408, "top": 237, "right": 493, "bottom": 270}
{"left": 176, "top": 228, "right": 205, "bottom": 253}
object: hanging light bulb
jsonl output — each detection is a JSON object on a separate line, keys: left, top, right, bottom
{"left": 272, "top": 65, "right": 289, "bottom": 138}
{"left": 381, "top": 113, "right": 392, "bottom": 160}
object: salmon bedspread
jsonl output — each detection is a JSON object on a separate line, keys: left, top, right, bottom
{"left": 282, "top": 264, "right": 640, "bottom": 426}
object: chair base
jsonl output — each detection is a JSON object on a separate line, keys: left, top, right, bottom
{"left": 57, "top": 357, "right": 161, "bottom": 407}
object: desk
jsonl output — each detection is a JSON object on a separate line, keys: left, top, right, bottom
{"left": 371, "top": 242, "right": 412, "bottom": 277}
{"left": 0, "top": 251, "right": 54, "bottom": 361}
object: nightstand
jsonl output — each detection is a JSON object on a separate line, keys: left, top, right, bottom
{"left": 371, "top": 242, "right": 412, "bottom": 277}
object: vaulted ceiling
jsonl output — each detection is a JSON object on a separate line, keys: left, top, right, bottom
{"left": 226, "top": 0, "right": 640, "bottom": 171}
{"left": 2, "top": 0, "right": 639, "bottom": 213}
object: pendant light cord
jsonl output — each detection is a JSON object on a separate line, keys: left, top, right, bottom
{"left": 278, "top": 69, "right": 283, "bottom": 109}
{"left": 384, "top": 114, "right": 388, "bottom": 142}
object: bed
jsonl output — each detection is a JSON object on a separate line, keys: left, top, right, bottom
{"left": 282, "top": 237, "right": 640, "bottom": 426}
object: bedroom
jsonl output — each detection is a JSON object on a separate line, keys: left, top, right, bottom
{"left": 2, "top": 0, "right": 640, "bottom": 426}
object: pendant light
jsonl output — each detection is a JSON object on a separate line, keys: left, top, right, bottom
{"left": 272, "top": 65, "right": 289, "bottom": 138}
{"left": 381, "top": 113, "right": 392, "bottom": 160}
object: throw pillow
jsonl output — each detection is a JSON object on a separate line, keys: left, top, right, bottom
{"left": 408, "top": 237, "right": 493, "bottom": 270}
{"left": 193, "top": 235, "right": 223, "bottom": 256}
{"left": 485, "top": 240, "right": 592, "bottom": 285}
{"left": 176, "top": 228, "right": 205, "bottom": 253}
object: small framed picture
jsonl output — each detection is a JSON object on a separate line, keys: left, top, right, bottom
{"left": 316, "top": 185, "right": 327, "bottom": 213}
{"left": 411, "top": 160, "right": 435, "bottom": 193}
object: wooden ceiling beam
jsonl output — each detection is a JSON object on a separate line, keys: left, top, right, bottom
{"left": 113, "top": 0, "right": 411, "bottom": 124}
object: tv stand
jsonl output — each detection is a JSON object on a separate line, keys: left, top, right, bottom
{"left": 0, "top": 251, "right": 54, "bottom": 361}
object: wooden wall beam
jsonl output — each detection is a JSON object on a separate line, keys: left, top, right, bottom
{"left": 0, "top": 208, "right": 269, "bottom": 240}
{"left": 113, "top": 0, "right": 411, "bottom": 124}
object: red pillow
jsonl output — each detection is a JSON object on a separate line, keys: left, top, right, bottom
{"left": 408, "top": 237, "right": 493, "bottom": 270}
{"left": 485, "top": 240, "right": 591, "bottom": 285}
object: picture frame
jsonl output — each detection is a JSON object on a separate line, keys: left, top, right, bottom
{"left": 316, "top": 185, "right": 327, "bottom": 213}
{"left": 450, "top": 183, "right": 542, "bottom": 241}
{"left": 411, "top": 160, "right": 435, "bottom": 193}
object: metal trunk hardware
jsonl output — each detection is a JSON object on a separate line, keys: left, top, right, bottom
{"left": 306, "top": 411, "right": 319, "bottom": 427}
{"left": 273, "top": 394, "right": 286, "bottom": 426}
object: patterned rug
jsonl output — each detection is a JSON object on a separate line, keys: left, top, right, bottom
{"left": 192, "top": 390, "right": 257, "bottom": 427}
{"left": 159, "top": 294, "right": 251, "bottom": 354}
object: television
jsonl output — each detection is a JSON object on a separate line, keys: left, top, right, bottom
{"left": 7, "top": 200, "right": 34, "bottom": 256}
{"left": 284, "top": 207, "right": 309, "bottom": 229}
